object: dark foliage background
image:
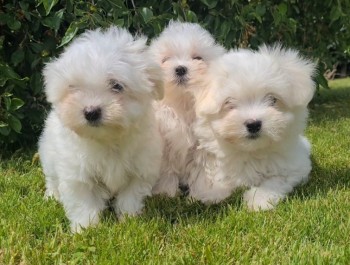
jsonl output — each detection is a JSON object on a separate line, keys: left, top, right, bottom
{"left": 1, "top": 0, "right": 349, "bottom": 150}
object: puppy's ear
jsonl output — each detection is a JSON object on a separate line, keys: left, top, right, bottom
{"left": 196, "top": 92, "right": 220, "bottom": 117}
{"left": 194, "top": 59, "right": 227, "bottom": 117}
{"left": 259, "top": 44, "right": 316, "bottom": 106}
{"left": 42, "top": 59, "right": 68, "bottom": 104}
{"left": 146, "top": 62, "right": 164, "bottom": 100}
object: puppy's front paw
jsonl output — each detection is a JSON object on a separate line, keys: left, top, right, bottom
{"left": 152, "top": 175, "right": 179, "bottom": 197}
{"left": 152, "top": 183, "right": 178, "bottom": 197}
{"left": 243, "top": 187, "right": 283, "bottom": 211}
{"left": 189, "top": 174, "right": 232, "bottom": 205}
{"left": 44, "top": 188, "right": 60, "bottom": 201}
{"left": 114, "top": 198, "right": 144, "bottom": 221}
{"left": 190, "top": 184, "right": 232, "bottom": 205}
{"left": 69, "top": 215, "right": 100, "bottom": 234}
{"left": 117, "top": 210, "right": 144, "bottom": 223}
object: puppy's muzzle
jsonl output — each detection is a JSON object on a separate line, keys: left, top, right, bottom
{"left": 245, "top": 119, "right": 262, "bottom": 138}
{"left": 84, "top": 106, "right": 102, "bottom": 125}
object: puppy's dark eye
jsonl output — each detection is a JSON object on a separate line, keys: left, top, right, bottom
{"left": 193, "top": 56, "right": 203, "bottom": 60}
{"left": 267, "top": 95, "right": 277, "bottom": 106}
{"left": 110, "top": 80, "right": 124, "bottom": 93}
{"left": 223, "top": 98, "right": 236, "bottom": 110}
{"left": 162, "top": 57, "right": 170, "bottom": 63}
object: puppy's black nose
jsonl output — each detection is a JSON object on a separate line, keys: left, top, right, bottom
{"left": 175, "top": 66, "right": 188, "bottom": 77}
{"left": 84, "top": 107, "right": 102, "bottom": 123}
{"left": 245, "top": 119, "right": 262, "bottom": 134}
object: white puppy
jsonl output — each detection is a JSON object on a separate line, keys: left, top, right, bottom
{"left": 149, "top": 21, "right": 225, "bottom": 196}
{"left": 188, "top": 45, "right": 316, "bottom": 210}
{"left": 39, "top": 27, "right": 163, "bottom": 232}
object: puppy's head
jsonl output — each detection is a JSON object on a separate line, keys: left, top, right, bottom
{"left": 149, "top": 21, "right": 225, "bottom": 95}
{"left": 43, "top": 26, "right": 163, "bottom": 141}
{"left": 197, "top": 45, "right": 316, "bottom": 152}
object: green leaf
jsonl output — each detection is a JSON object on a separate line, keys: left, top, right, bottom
{"left": 114, "top": 18, "right": 124, "bottom": 27}
{"left": 0, "top": 121, "right": 8, "bottom": 128}
{"left": 256, "top": 4, "right": 266, "bottom": 16}
{"left": 42, "top": 9, "right": 64, "bottom": 31}
{"left": 200, "top": 0, "right": 218, "bottom": 9}
{"left": 0, "top": 36, "right": 4, "bottom": 49}
{"left": 30, "top": 72, "right": 43, "bottom": 95}
{"left": 0, "top": 125, "right": 10, "bottom": 136}
{"left": 58, "top": 22, "right": 79, "bottom": 47}
{"left": 10, "top": 98, "right": 25, "bottom": 111}
{"left": 219, "top": 21, "right": 231, "bottom": 39}
{"left": 30, "top": 43, "right": 43, "bottom": 53}
{"left": 11, "top": 50, "right": 25, "bottom": 66}
{"left": 4, "top": 96, "right": 11, "bottom": 111}
{"left": 7, "top": 18, "right": 21, "bottom": 31}
{"left": 186, "top": 11, "right": 198, "bottom": 22}
{"left": 288, "top": 18, "right": 297, "bottom": 34}
{"left": 278, "top": 3, "right": 288, "bottom": 16}
{"left": 42, "top": 0, "right": 59, "bottom": 15}
{"left": 140, "top": 7, "right": 153, "bottom": 23}
{"left": 0, "top": 12, "right": 10, "bottom": 24}
{"left": 19, "top": 2, "right": 31, "bottom": 20}
{"left": 92, "top": 13, "right": 104, "bottom": 25}
{"left": 330, "top": 6, "right": 341, "bottom": 24}
{"left": 315, "top": 72, "right": 330, "bottom": 90}
{"left": 8, "top": 115, "right": 22, "bottom": 133}
{"left": 0, "top": 63, "right": 21, "bottom": 86}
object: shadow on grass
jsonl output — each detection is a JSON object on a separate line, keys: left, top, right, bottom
{"left": 145, "top": 153, "right": 350, "bottom": 224}
{"left": 290, "top": 155, "right": 350, "bottom": 201}
{"left": 0, "top": 149, "right": 38, "bottom": 172}
{"left": 309, "top": 87, "right": 350, "bottom": 124}
{"left": 142, "top": 189, "right": 245, "bottom": 225}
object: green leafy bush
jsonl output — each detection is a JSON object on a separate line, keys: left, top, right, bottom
{"left": 1, "top": 0, "right": 349, "bottom": 150}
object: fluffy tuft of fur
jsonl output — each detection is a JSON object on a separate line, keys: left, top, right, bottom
{"left": 39, "top": 26, "right": 163, "bottom": 232}
{"left": 188, "top": 45, "right": 316, "bottom": 210}
{"left": 150, "top": 21, "right": 226, "bottom": 196}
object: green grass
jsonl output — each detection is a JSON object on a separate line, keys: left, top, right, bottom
{"left": 1, "top": 78, "right": 350, "bottom": 264}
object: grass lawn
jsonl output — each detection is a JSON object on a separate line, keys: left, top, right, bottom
{"left": 1, "top": 78, "right": 349, "bottom": 264}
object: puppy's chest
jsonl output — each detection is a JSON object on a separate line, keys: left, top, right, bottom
{"left": 222, "top": 156, "right": 283, "bottom": 186}
{"left": 84, "top": 150, "right": 130, "bottom": 194}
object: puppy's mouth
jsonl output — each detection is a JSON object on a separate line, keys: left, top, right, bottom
{"left": 173, "top": 75, "right": 189, "bottom": 86}
{"left": 87, "top": 120, "right": 102, "bottom": 127}
{"left": 246, "top": 133, "right": 260, "bottom": 140}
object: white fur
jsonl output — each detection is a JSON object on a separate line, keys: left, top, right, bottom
{"left": 188, "top": 45, "right": 316, "bottom": 210}
{"left": 149, "top": 21, "right": 226, "bottom": 196}
{"left": 39, "top": 27, "right": 163, "bottom": 232}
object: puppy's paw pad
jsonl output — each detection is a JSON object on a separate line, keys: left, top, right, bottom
{"left": 243, "top": 187, "right": 282, "bottom": 211}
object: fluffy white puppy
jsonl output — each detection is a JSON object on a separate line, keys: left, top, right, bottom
{"left": 188, "top": 45, "right": 316, "bottom": 210}
{"left": 149, "top": 21, "right": 225, "bottom": 196}
{"left": 39, "top": 26, "right": 163, "bottom": 232}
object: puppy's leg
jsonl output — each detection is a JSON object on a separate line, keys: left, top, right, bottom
{"left": 44, "top": 173, "right": 60, "bottom": 200}
{"left": 40, "top": 154, "right": 60, "bottom": 200}
{"left": 58, "top": 180, "right": 106, "bottom": 233}
{"left": 152, "top": 173, "right": 179, "bottom": 197}
{"left": 188, "top": 153, "right": 232, "bottom": 204}
{"left": 114, "top": 177, "right": 152, "bottom": 219}
{"left": 189, "top": 172, "right": 232, "bottom": 204}
{"left": 243, "top": 174, "right": 308, "bottom": 211}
